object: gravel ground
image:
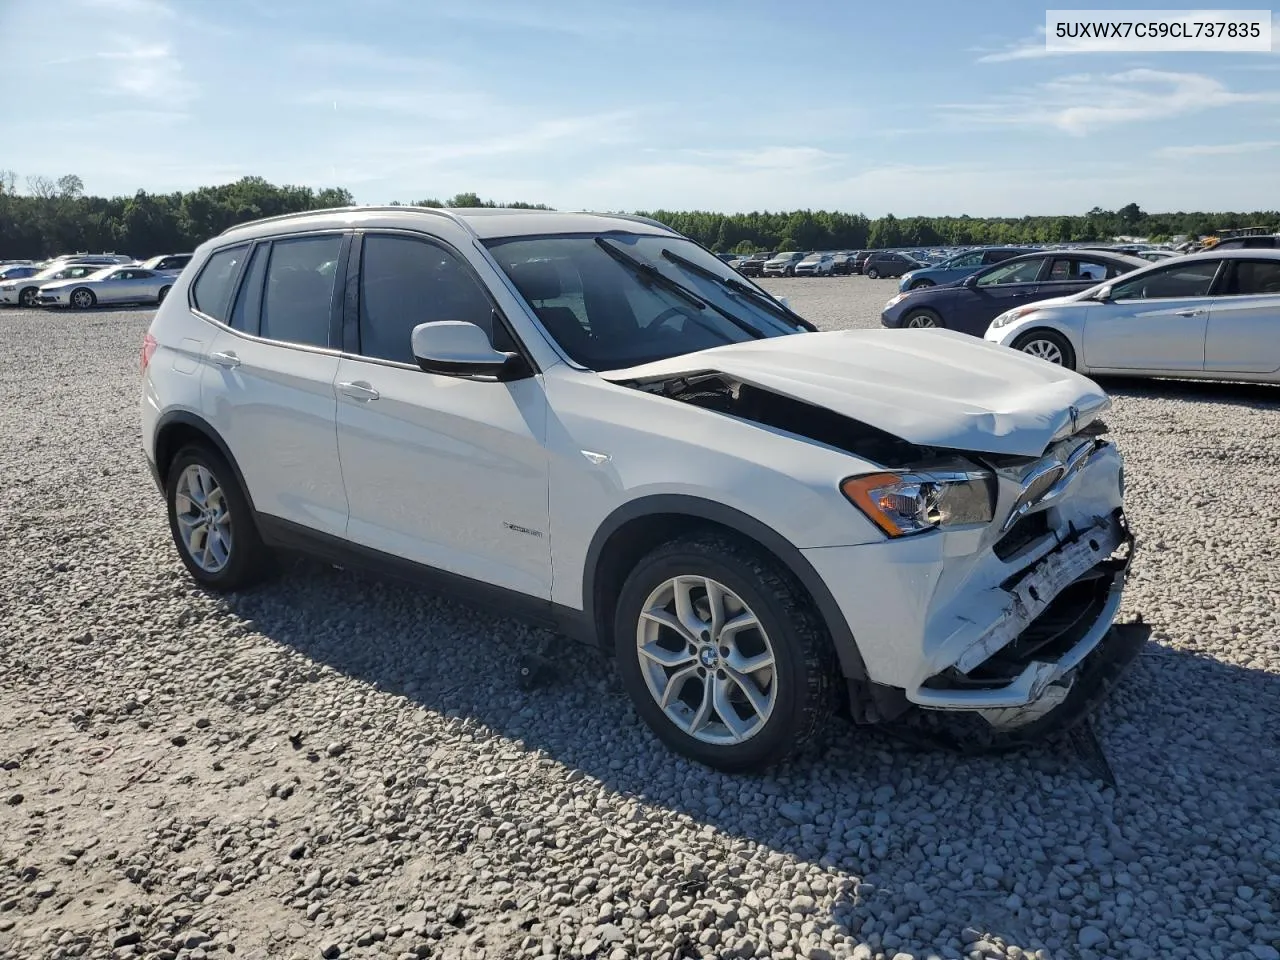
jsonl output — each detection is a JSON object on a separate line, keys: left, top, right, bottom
{"left": 2, "top": 279, "right": 1278, "bottom": 960}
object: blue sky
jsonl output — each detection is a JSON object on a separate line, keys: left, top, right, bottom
{"left": 3, "top": 0, "right": 1278, "bottom": 215}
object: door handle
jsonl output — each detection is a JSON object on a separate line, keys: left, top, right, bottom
{"left": 210, "top": 350, "right": 241, "bottom": 369}
{"left": 1174, "top": 309, "right": 1204, "bottom": 317}
{"left": 337, "top": 380, "right": 380, "bottom": 401}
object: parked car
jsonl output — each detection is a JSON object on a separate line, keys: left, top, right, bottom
{"left": 733, "top": 253, "right": 771, "bottom": 277}
{"left": 141, "top": 205, "right": 1143, "bottom": 772}
{"left": 1135, "top": 250, "right": 1178, "bottom": 263}
{"left": 848, "top": 251, "right": 873, "bottom": 275}
{"left": 881, "top": 250, "right": 1146, "bottom": 335}
{"left": 793, "top": 253, "right": 836, "bottom": 277}
{"left": 1208, "top": 235, "right": 1279, "bottom": 251}
{"left": 831, "top": 251, "right": 861, "bottom": 275}
{"left": 862, "top": 251, "right": 925, "bottom": 279}
{"left": 0, "top": 264, "right": 41, "bottom": 285}
{"left": 37, "top": 265, "right": 177, "bottom": 308}
{"left": 762, "top": 251, "right": 806, "bottom": 277}
{"left": 0, "top": 263, "right": 104, "bottom": 307}
{"left": 986, "top": 250, "right": 1280, "bottom": 382}
{"left": 43, "top": 253, "right": 134, "bottom": 267}
{"left": 140, "top": 253, "right": 194, "bottom": 273}
{"left": 898, "top": 247, "right": 1027, "bottom": 291}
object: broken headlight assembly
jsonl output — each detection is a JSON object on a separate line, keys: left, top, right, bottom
{"left": 842, "top": 469, "right": 995, "bottom": 537}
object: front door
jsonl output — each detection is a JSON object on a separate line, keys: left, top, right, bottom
{"left": 1082, "top": 259, "right": 1222, "bottom": 371}
{"left": 954, "top": 256, "right": 1049, "bottom": 334}
{"left": 333, "top": 231, "right": 552, "bottom": 599}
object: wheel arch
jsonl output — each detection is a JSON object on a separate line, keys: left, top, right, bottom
{"left": 583, "top": 494, "right": 868, "bottom": 681}
{"left": 153, "top": 410, "right": 257, "bottom": 512}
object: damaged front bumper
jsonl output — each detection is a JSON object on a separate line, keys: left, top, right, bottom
{"left": 909, "top": 510, "right": 1136, "bottom": 725}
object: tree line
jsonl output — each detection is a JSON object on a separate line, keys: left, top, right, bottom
{"left": 0, "top": 171, "right": 1275, "bottom": 260}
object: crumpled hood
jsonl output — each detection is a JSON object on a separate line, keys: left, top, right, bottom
{"left": 601, "top": 328, "right": 1110, "bottom": 458}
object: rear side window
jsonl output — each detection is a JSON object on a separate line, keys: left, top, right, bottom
{"left": 358, "top": 234, "right": 496, "bottom": 364}
{"left": 229, "top": 243, "right": 269, "bottom": 334}
{"left": 259, "top": 235, "right": 343, "bottom": 348}
{"left": 1047, "top": 258, "right": 1110, "bottom": 282}
{"left": 1224, "top": 260, "right": 1280, "bottom": 295}
{"left": 191, "top": 245, "right": 250, "bottom": 322}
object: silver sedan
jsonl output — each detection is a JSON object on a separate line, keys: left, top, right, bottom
{"left": 985, "top": 250, "right": 1280, "bottom": 384}
{"left": 37, "top": 266, "right": 177, "bottom": 309}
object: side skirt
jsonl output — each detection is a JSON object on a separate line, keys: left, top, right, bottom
{"left": 254, "top": 514, "right": 597, "bottom": 647}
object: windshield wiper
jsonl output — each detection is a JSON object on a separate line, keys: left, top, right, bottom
{"left": 595, "top": 237, "right": 765, "bottom": 340}
{"left": 659, "top": 247, "right": 816, "bottom": 331}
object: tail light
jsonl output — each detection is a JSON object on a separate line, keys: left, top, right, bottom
{"left": 140, "top": 332, "right": 158, "bottom": 372}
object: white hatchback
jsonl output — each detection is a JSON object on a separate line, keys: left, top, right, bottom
{"left": 141, "top": 206, "right": 1145, "bottom": 771}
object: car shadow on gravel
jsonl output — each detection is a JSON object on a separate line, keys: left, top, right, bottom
{"left": 224, "top": 554, "right": 1280, "bottom": 953}
{"left": 1097, "top": 375, "right": 1280, "bottom": 406}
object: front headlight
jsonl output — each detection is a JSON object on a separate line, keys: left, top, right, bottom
{"left": 885, "top": 292, "right": 908, "bottom": 310}
{"left": 841, "top": 469, "right": 995, "bottom": 537}
{"left": 991, "top": 305, "right": 1040, "bottom": 329}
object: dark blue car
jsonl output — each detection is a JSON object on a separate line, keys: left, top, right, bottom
{"left": 880, "top": 250, "right": 1147, "bottom": 335}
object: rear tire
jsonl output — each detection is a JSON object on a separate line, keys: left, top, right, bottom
{"left": 70, "top": 287, "right": 96, "bottom": 310}
{"left": 165, "top": 444, "right": 273, "bottom": 591}
{"left": 866, "top": 268, "right": 880, "bottom": 279}
{"left": 1013, "top": 329, "right": 1075, "bottom": 368}
{"left": 613, "top": 532, "right": 838, "bottom": 773}
{"left": 158, "top": 285, "right": 171, "bottom": 304}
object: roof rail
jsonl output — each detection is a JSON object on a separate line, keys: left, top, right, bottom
{"left": 217, "top": 204, "right": 466, "bottom": 237}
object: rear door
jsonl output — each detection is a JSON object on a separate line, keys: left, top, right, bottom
{"left": 1033, "top": 255, "right": 1121, "bottom": 301}
{"left": 97, "top": 269, "right": 133, "bottom": 303}
{"left": 1081, "top": 259, "right": 1222, "bottom": 371}
{"left": 199, "top": 234, "right": 352, "bottom": 537}
{"left": 1204, "top": 258, "right": 1280, "bottom": 374}
{"left": 951, "top": 256, "right": 1048, "bottom": 334}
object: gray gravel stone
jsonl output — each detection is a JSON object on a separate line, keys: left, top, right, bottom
{"left": 0, "top": 290, "right": 1277, "bottom": 960}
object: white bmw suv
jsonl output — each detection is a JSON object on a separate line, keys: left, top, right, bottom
{"left": 141, "top": 207, "right": 1146, "bottom": 772}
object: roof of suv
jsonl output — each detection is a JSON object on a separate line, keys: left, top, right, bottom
{"left": 218, "top": 206, "right": 679, "bottom": 243}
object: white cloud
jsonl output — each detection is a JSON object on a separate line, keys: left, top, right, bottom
{"left": 946, "top": 69, "right": 1280, "bottom": 134}
{"left": 1157, "top": 140, "right": 1280, "bottom": 157}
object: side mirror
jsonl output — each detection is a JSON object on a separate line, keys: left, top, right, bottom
{"left": 962, "top": 274, "right": 979, "bottom": 288}
{"left": 410, "top": 321, "right": 531, "bottom": 381}
{"left": 779, "top": 297, "right": 791, "bottom": 308}
{"left": 1094, "top": 284, "right": 1114, "bottom": 302}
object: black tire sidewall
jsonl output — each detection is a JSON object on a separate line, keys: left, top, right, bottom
{"left": 165, "top": 445, "right": 267, "bottom": 591}
{"left": 71, "top": 288, "right": 95, "bottom": 309}
{"left": 613, "top": 539, "right": 828, "bottom": 772}
{"left": 158, "top": 286, "right": 171, "bottom": 303}
{"left": 867, "top": 268, "right": 879, "bottom": 279}
{"left": 19, "top": 287, "right": 37, "bottom": 307}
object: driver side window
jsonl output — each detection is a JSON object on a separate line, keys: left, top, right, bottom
{"left": 976, "top": 259, "right": 1043, "bottom": 286}
{"left": 952, "top": 253, "right": 981, "bottom": 267}
{"left": 1110, "top": 260, "right": 1220, "bottom": 301}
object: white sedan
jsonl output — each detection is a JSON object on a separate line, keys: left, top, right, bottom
{"left": 37, "top": 266, "right": 177, "bottom": 309}
{"left": 985, "top": 250, "right": 1280, "bottom": 384}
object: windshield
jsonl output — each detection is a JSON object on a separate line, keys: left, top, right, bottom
{"left": 485, "top": 233, "right": 806, "bottom": 371}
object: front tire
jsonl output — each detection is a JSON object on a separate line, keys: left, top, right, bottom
{"left": 903, "top": 309, "right": 941, "bottom": 329}
{"left": 157, "top": 285, "right": 171, "bottom": 304}
{"left": 18, "top": 287, "right": 38, "bottom": 307}
{"left": 70, "top": 288, "right": 96, "bottom": 310}
{"left": 613, "top": 533, "right": 838, "bottom": 772}
{"left": 165, "top": 445, "right": 272, "bottom": 591}
{"left": 908, "top": 279, "right": 935, "bottom": 290}
{"left": 1013, "top": 329, "right": 1075, "bottom": 368}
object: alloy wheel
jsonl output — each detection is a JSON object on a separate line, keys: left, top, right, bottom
{"left": 905, "top": 313, "right": 938, "bottom": 329}
{"left": 19, "top": 288, "right": 37, "bottom": 307}
{"left": 71, "top": 289, "right": 94, "bottom": 309}
{"left": 1021, "top": 338, "right": 1065, "bottom": 364}
{"left": 635, "top": 575, "right": 777, "bottom": 745}
{"left": 174, "top": 464, "right": 233, "bottom": 573}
